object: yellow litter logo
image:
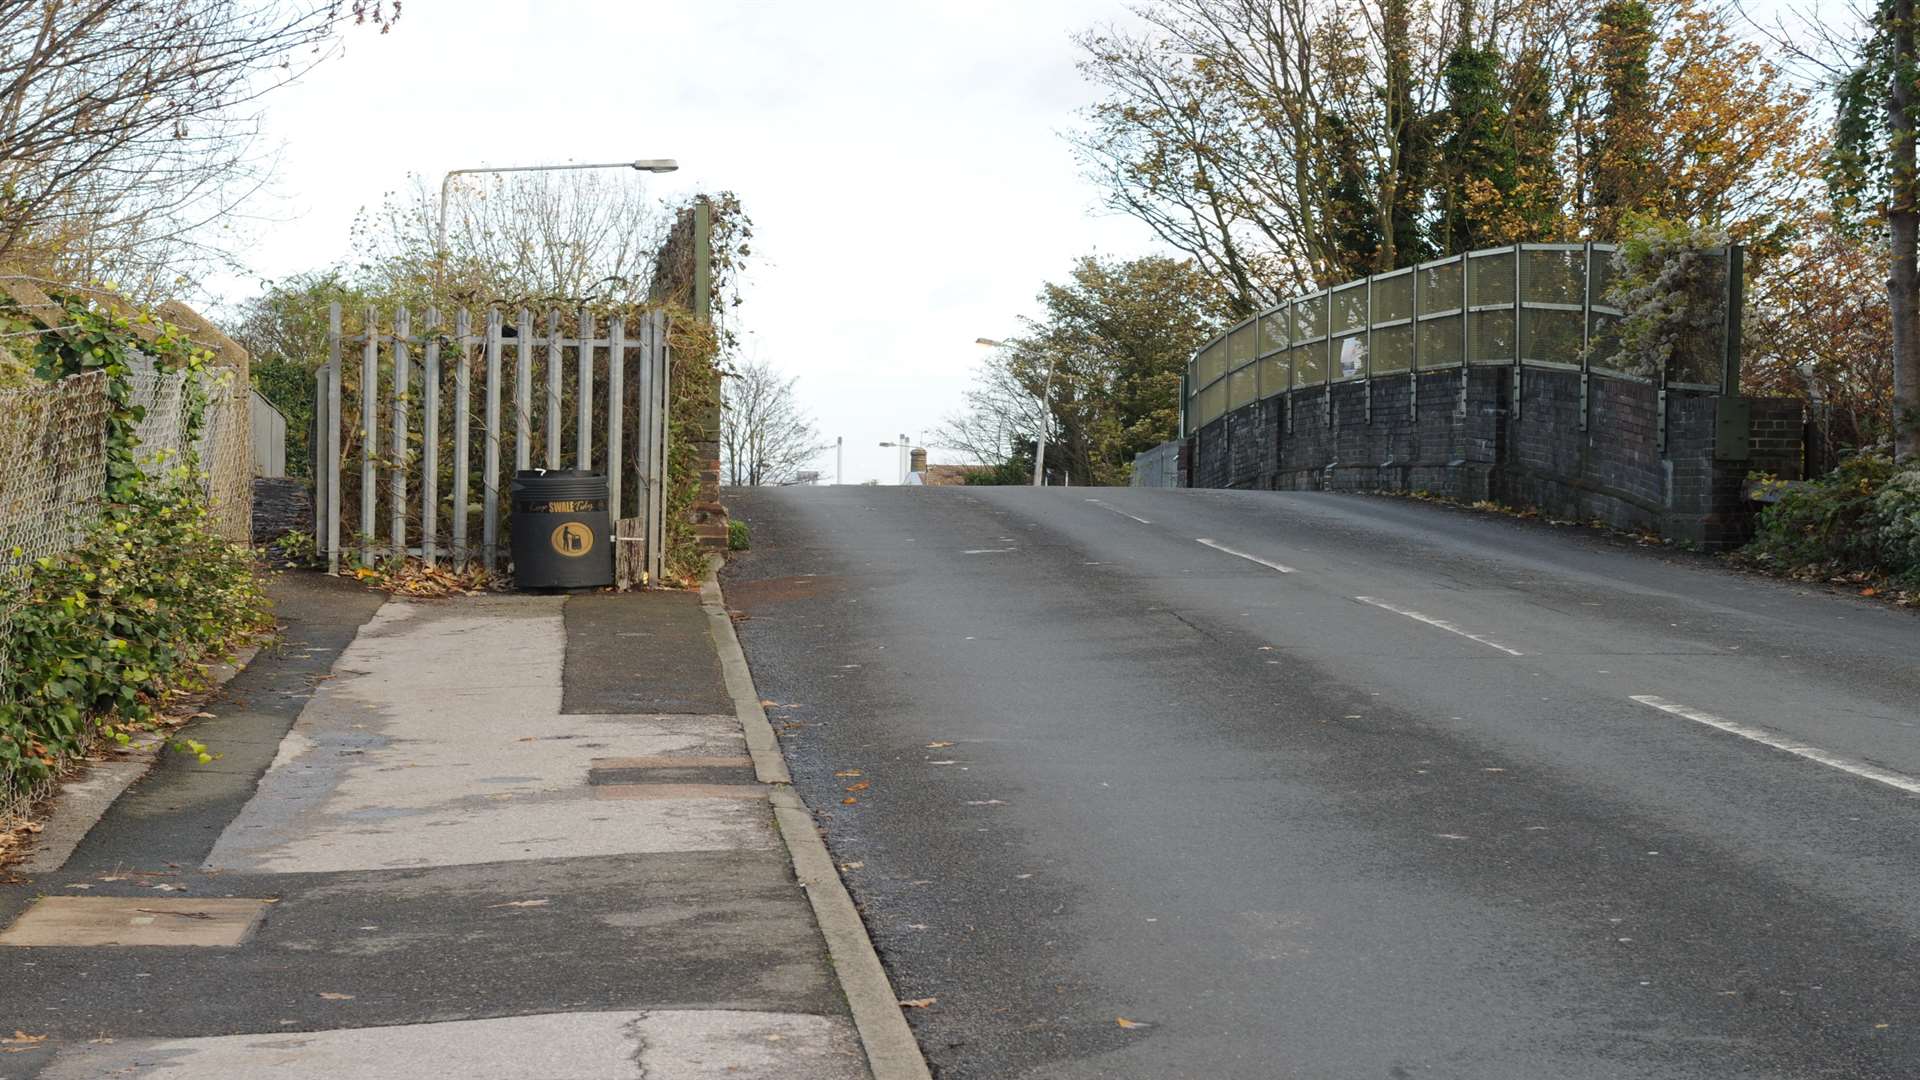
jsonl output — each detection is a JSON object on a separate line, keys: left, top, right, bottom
{"left": 551, "top": 522, "right": 594, "bottom": 557}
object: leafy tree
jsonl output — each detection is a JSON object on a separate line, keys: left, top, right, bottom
{"left": 229, "top": 270, "right": 376, "bottom": 478}
{"left": 1832, "top": 0, "right": 1920, "bottom": 462}
{"left": 936, "top": 255, "right": 1226, "bottom": 486}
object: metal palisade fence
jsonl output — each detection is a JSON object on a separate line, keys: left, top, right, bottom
{"left": 1183, "top": 243, "right": 1742, "bottom": 448}
{"left": 314, "top": 304, "right": 673, "bottom": 587}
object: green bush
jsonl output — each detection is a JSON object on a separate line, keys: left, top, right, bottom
{"left": 0, "top": 468, "right": 271, "bottom": 791}
{"left": 1743, "top": 454, "right": 1920, "bottom": 585}
{"left": 1, "top": 468, "right": 270, "bottom": 790}
{"left": 727, "top": 519, "right": 750, "bottom": 552}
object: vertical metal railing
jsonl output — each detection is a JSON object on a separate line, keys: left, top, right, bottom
{"left": 317, "top": 303, "right": 676, "bottom": 584}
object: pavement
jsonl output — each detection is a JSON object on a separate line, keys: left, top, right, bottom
{"left": 721, "top": 484, "right": 1920, "bottom": 1080}
{"left": 0, "top": 569, "right": 906, "bottom": 1079}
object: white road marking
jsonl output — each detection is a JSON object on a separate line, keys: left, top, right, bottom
{"left": 1353, "top": 596, "right": 1525, "bottom": 656}
{"left": 1085, "top": 498, "right": 1151, "bottom": 524}
{"left": 1629, "top": 695, "right": 1920, "bottom": 795}
{"left": 962, "top": 548, "right": 1015, "bottom": 554}
{"left": 1195, "top": 538, "right": 1295, "bottom": 573}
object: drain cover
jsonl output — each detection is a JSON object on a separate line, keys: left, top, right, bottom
{"left": 0, "top": 897, "right": 270, "bottom": 947}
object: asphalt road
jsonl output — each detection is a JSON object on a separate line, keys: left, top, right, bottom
{"left": 721, "top": 485, "right": 1920, "bottom": 1080}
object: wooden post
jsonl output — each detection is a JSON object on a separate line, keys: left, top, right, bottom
{"left": 422, "top": 308, "right": 441, "bottom": 567}
{"left": 452, "top": 309, "right": 471, "bottom": 565}
{"left": 483, "top": 308, "right": 503, "bottom": 569}
{"left": 391, "top": 306, "right": 410, "bottom": 558}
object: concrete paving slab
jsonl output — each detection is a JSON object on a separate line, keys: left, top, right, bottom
{"left": 37, "top": 1009, "right": 866, "bottom": 1080}
{"left": 204, "top": 598, "right": 774, "bottom": 874}
{"left": 0, "top": 896, "right": 268, "bottom": 946}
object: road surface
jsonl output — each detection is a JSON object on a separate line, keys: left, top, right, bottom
{"left": 721, "top": 485, "right": 1920, "bottom": 1080}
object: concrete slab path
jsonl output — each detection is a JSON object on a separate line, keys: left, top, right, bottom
{"left": 0, "top": 572, "right": 877, "bottom": 1080}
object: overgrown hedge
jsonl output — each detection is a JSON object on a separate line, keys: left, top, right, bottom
{"left": 1743, "top": 454, "right": 1920, "bottom": 588}
{"left": 1, "top": 293, "right": 270, "bottom": 801}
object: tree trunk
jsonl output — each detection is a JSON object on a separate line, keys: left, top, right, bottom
{"left": 1892, "top": 0, "right": 1920, "bottom": 462}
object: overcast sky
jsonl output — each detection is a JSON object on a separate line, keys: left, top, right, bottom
{"left": 220, "top": 0, "right": 1164, "bottom": 485}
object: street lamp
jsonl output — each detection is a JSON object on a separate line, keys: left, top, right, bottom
{"left": 878, "top": 434, "right": 915, "bottom": 485}
{"left": 435, "top": 158, "right": 679, "bottom": 288}
{"left": 975, "top": 336, "right": 1052, "bottom": 487}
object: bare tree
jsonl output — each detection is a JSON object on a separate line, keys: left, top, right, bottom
{"left": 0, "top": 1, "right": 398, "bottom": 296}
{"left": 721, "top": 358, "right": 828, "bottom": 487}
{"left": 351, "top": 170, "right": 668, "bottom": 308}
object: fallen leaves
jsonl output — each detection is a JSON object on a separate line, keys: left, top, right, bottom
{"left": 344, "top": 560, "right": 497, "bottom": 597}
{"left": 2, "top": 1032, "right": 46, "bottom": 1045}
{"left": 926, "top": 741, "right": 953, "bottom": 749}
{"left": 843, "top": 780, "right": 870, "bottom": 793}
{"left": 898, "top": 997, "right": 937, "bottom": 1009}
{"left": 833, "top": 769, "right": 863, "bottom": 778}
{"left": 841, "top": 797, "right": 858, "bottom": 805}
{"left": 317, "top": 992, "right": 354, "bottom": 1001}
{"left": 1116, "top": 1017, "right": 1150, "bottom": 1030}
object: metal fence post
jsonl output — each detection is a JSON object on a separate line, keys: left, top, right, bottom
{"left": 1580, "top": 242, "right": 1593, "bottom": 433}
{"left": 391, "top": 306, "right": 410, "bottom": 558}
{"left": 422, "top": 308, "right": 441, "bottom": 566}
{"left": 607, "top": 315, "right": 626, "bottom": 520}
{"left": 1511, "top": 245, "right": 1524, "bottom": 422}
{"left": 452, "top": 309, "right": 472, "bottom": 566}
{"left": 483, "top": 308, "right": 503, "bottom": 569}
{"left": 324, "top": 303, "right": 343, "bottom": 574}
{"left": 516, "top": 309, "right": 533, "bottom": 471}
{"left": 360, "top": 305, "right": 378, "bottom": 567}
{"left": 577, "top": 308, "right": 595, "bottom": 471}
{"left": 546, "top": 309, "right": 563, "bottom": 470}
{"left": 650, "top": 312, "right": 670, "bottom": 586}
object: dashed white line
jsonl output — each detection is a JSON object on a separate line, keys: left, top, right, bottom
{"left": 1353, "top": 596, "right": 1525, "bottom": 656}
{"left": 1194, "top": 538, "right": 1295, "bottom": 573}
{"left": 962, "top": 548, "right": 1016, "bottom": 555}
{"left": 1085, "top": 498, "right": 1151, "bottom": 524}
{"left": 1629, "top": 695, "right": 1920, "bottom": 795}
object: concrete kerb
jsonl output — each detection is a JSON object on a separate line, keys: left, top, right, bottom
{"left": 702, "top": 556, "right": 934, "bottom": 1080}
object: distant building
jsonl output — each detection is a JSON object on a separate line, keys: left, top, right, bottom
{"left": 922, "top": 464, "right": 989, "bottom": 486}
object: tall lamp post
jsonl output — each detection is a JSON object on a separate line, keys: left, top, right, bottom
{"left": 435, "top": 158, "right": 679, "bottom": 288}
{"left": 878, "top": 435, "right": 915, "bottom": 485}
{"left": 976, "top": 336, "right": 1055, "bottom": 487}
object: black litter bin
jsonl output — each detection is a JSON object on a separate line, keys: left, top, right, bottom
{"left": 510, "top": 469, "right": 614, "bottom": 589}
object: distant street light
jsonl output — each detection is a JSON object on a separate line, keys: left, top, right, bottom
{"left": 435, "top": 158, "right": 679, "bottom": 288}
{"left": 878, "top": 434, "right": 915, "bottom": 485}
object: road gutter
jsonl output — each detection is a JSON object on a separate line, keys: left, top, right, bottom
{"left": 701, "top": 556, "right": 934, "bottom": 1080}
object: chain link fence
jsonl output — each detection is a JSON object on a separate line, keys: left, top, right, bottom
{"left": 0, "top": 363, "right": 251, "bottom": 714}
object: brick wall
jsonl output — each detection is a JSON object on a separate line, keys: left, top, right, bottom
{"left": 1178, "top": 366, "right": 1804, "bottom": 550}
